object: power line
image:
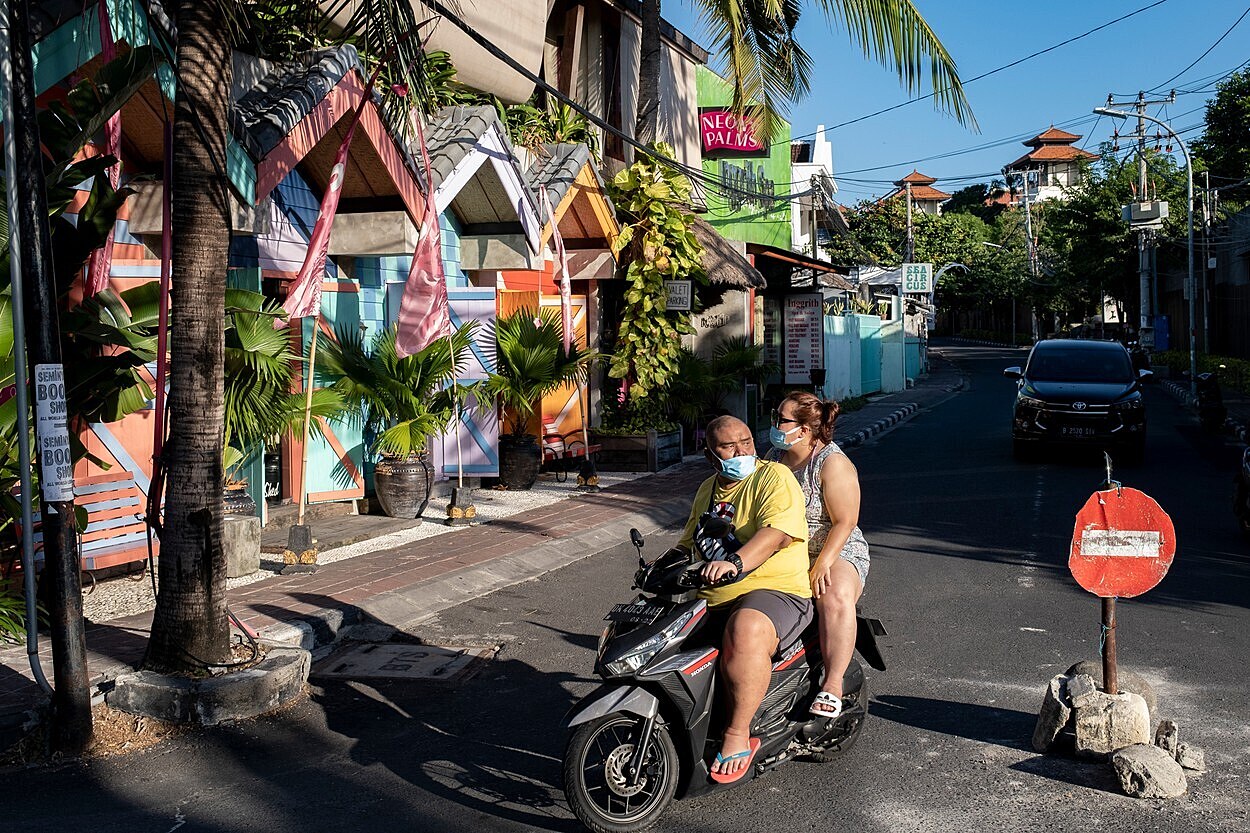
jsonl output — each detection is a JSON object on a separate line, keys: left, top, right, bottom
{"left": 1148, "top": 5, "right": 1250, "bottom": 92}
{"left": 783, "top": 0, "right": 1173, "bottom": 147}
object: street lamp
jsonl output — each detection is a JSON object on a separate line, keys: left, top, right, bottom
{"left": 1093, "top": 106, "right": 1196, "bottom": 394}
{"left": 981, "top": 241, "right": 1018, "bottom": 347}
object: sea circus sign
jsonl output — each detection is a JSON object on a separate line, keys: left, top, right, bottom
{"left": 700, "top": 109, "right": 765, "bottom": 155}
{"left": 1069, "top": 487, "right": 1176, "bottom": 598}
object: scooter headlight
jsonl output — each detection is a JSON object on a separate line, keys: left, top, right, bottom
{"left": 603, "top": 610, "right": 695, "bottom": 677}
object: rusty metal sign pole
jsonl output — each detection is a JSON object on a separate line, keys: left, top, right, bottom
{"left": 1102, "top": 597, "right": 1118, "bottom": 695}
{"left": 1100, "top": 454, "right": 1118, "bottom": 695}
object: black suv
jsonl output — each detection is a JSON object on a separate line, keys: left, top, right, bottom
{"left": 1005, "top": 339, "right": 1151, "bottom": 462}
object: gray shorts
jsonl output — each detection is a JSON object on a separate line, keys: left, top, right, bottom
{"left": 716, "top": 589, "right": 814, "bottom": 648}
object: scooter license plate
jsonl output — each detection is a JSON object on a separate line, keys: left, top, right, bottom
{"left": 606, "top": 602, "right": 667, "bottom": 625}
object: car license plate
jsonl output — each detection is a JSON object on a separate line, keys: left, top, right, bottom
{"left": 1061, "top": 426, "right": 1096, "bottom": 437}
{"left": 606, "top": 602, "right": 667, "bottom": 625}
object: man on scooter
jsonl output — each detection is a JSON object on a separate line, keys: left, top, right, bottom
{"left": 677, "top": 415, "right": 813, "bottom": 782}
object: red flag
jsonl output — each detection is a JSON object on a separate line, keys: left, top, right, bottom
{"left": 277, "top": 120, "right": 360, "bottom": 327}
{"left": 395, "top": 116, "right": 450, "bottom": 358}
{"left": 84, "top": 0, "right": 120, "bottom": 298}
{"left": 539, "top": 185, "right": 573, "bottom": 353}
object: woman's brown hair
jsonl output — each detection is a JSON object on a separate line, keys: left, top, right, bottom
{"left": 780, "top": 390, "right": 840, "bottom": 444}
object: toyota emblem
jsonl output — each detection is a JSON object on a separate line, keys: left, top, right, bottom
{"left": 1073, "top": 401, "right": 1088, "bottom": 411}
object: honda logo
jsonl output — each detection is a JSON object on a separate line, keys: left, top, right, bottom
{"left": 1073, "top": 401, "right": 1088, "bottom": 411}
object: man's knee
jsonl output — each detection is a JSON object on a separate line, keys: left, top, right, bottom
{"left": 724, "top": 608, "right": 778, "bottom": 656}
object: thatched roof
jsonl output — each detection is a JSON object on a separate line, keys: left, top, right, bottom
{"left": 690, "top": 216, "right": 766, "bottom": 289}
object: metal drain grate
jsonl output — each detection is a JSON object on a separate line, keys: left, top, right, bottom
{"left": 314, "top": 643, "right": 497, "bottom": 682}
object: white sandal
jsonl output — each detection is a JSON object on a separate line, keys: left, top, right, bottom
{"left": 810, "top": 691, "right": 843, "bottom": 719}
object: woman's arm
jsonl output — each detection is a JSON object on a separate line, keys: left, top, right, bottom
{"left": 810, "top": 452, "right": 862, "bottom": 595}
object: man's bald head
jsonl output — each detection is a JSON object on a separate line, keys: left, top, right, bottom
{"left": 705, "top": 416, "right": 754, "bottom": 461}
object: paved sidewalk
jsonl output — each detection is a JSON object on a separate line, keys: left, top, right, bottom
{"left": 0, "top": 356, "right": 965, "bottom": 733}
{"left": 1158, "top": 377, "right": 1250, "bottom": 443}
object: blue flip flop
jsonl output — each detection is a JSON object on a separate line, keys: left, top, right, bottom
{"left": 709, "top": 736, "right": 761, "bottom": 784}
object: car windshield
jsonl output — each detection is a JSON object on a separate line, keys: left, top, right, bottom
{"left": 1026, "top": 348, "right": 1133, "bottom": 383}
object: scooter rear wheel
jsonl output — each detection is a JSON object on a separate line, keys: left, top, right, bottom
{"left": 564, "top": 714, "right": 679, "bottom": 833}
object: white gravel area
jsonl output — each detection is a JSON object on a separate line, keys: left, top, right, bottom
{"left": 81, "top": 468, "right": 655, "bottom": 624}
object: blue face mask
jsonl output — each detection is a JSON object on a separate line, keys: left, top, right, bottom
{"left": 716, "top": 454, "right": 757, "bottom": 481}
{"left": 769, "top": 425, "right": 801, "bottom": 451}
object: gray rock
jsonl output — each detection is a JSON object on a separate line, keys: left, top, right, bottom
{"left": 1111, "top": 743, "right": 1188, "bottom": 799}
{"left": 1175, "top": 742, "right": 1206, "bottom": 773}
{"left": 224, "top": 514, "right": 262, "bottom": 578}
{"left": 1154, "top": 719, "right": 1179, "bottom": 755}
{"left": 1065, "top": 660, "right": 1159, "bottom": 721}
{"left": 1032, "top": 675, "right": 1072, "bottom": 753}
{"left": 1074, "top": 690, "right": 1151, "bottom": 759}
{"left": 1068, "top": 673, "right": 1098, "bottom": 709}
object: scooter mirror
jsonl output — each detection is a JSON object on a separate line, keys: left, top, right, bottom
{"left": 630, "top": 528, "right": 645, "bottom": 549}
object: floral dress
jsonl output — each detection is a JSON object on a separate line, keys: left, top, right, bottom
{"left": 768, "top": 442, "right": 870, "bottom": 586}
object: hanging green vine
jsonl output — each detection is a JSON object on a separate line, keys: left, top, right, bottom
{"left": 606, "top": 143, "right": 706, "bottom": 404}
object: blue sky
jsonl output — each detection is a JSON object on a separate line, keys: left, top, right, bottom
{"left": 662, "top": 0, "right": 1247, "bottom": 203}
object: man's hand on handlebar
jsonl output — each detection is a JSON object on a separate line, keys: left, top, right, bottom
{"left": 700, "top": 559, "right": 740, "bottom": 586}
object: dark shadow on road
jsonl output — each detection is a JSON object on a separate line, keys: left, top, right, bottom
{"left": 1009, "top": 753, "right": 1124, "bottom": 794}
{"left": 527, "top": 621, "right": 600, "bottom": 651}
{"left": 871, "top": 694, "right": 1035, "bottom": 750}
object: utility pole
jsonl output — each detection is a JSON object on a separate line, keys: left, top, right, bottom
{"left": 1201, "top": 170, "right": 1210, "bottom": 351}
{"left": 1103, "top": 91, "right": 1174, "bottom": 351}
{"left": 7, "top": 0, "right": 92, "bottom": 753}
{"left": 1003, "top": 167, "right": 1039, "bottom": 340}
{"left": 904, "top": 180, "right": 914, "bottom": 262}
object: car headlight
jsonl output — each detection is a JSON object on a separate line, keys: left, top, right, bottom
{"left": 603, "top": 610, "right": 695, "bottom": 676}
{"left": 1017, "top": 396, "right": 1045, "bottom": 409}
{"left": 1113, "top": 397, "right": 1144, "bottom": 412}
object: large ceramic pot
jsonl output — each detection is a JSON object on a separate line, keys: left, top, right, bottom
{"left": 374, "top": 452, "right": 434, "bottom": 519}
{"left": 498, "top": 433, "right": 541, "bottom": 490}
{"left": 223, "top": 485, "right": 258, "bottom": 517}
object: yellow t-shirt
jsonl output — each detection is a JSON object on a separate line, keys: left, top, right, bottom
{"left": 678, "top": 459, "right": 811, "bottom": 607}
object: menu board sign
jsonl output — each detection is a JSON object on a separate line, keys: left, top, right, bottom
{"left": 783, "top": 294, "right": 823, "bottom": 384}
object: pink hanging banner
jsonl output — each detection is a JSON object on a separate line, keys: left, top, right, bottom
{"left": 539, "top": 185, "right": 573, "bottom": 353}
{"left": 84, "top": 0, "right": 120, "bottom": 297}
{"left": 395, "top": 116, "right": 450, "bottom": 358}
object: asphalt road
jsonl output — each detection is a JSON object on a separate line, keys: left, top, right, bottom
{"left": 8, "top": 344, "right": 1250, "bottom": 832}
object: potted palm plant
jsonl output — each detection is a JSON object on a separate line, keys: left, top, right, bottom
{"left": 222, "top": 289, "right": 345, "bottom": 515}
{"left": 319, "top": 323, "right": 476, "bottom": 519}
{"left": 484, "top": 309, "right": 596, "bottom": 490}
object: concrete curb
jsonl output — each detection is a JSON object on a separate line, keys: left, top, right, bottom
{"left": 1159, "top": 379, "right": 1250, "bottom": 443}
{"left": 257, "top": 499, "right": 692, "bottom": 650}
{"left": 105, "top": 645, "right": 310, "bottom": 726}
{"left": 949, "top": 337, "right": 1031, "bottom": 350}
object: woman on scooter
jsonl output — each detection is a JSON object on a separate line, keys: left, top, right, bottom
{"left": 765, "top": 391, "right": 870, "bottom": 720}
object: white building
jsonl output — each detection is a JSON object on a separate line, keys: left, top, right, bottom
{"left": 791, "top": 125, "right": 841, "bottom": 259}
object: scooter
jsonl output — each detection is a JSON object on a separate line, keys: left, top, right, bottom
{"left": 1234, "top": 446, "right": 1250, "bottom": 538}
{"left": 1196, "top": 366, "right": 1227, "bottom": 433}
{"left": 562, "top": 520, "right": 886, "bottom": 833}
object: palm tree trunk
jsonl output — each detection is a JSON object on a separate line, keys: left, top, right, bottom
{"left": 144, "top": 0, "right": 232, "bottom": 672}
{"left": 634, "top": 0, "right": 661, "bottom": 145}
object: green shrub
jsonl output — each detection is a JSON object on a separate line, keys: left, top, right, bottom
{"left": 1150, "top": 351, "right": 1250, "bottom": 394}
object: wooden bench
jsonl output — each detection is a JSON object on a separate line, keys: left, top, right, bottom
{"left": 541, "top": 421, "right": 601, "bottom": 483}
{"left": 24, "top": 471, "right": 156, "bottom": 572}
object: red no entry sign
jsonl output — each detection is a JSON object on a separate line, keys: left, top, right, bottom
{"left": 1070, "top": 487, "right": 1176, "bottom": 598}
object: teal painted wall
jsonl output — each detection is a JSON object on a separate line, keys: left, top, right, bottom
{"left": 696, "top": 66, "right": 792, "bottom": 249}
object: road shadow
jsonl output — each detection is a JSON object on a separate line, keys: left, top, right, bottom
{"left": 1009, "top": 753, "right": 1124, "bottom": 794}
{"left": 871, "top": 694, "right": 1034, "bottom": 750}
{"left": 312, "top": 645, "right": 586, "bottom": 832}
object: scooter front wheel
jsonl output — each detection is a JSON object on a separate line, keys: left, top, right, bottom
{"left": 564, "top": 714, "right": 679, "bottom": 833}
